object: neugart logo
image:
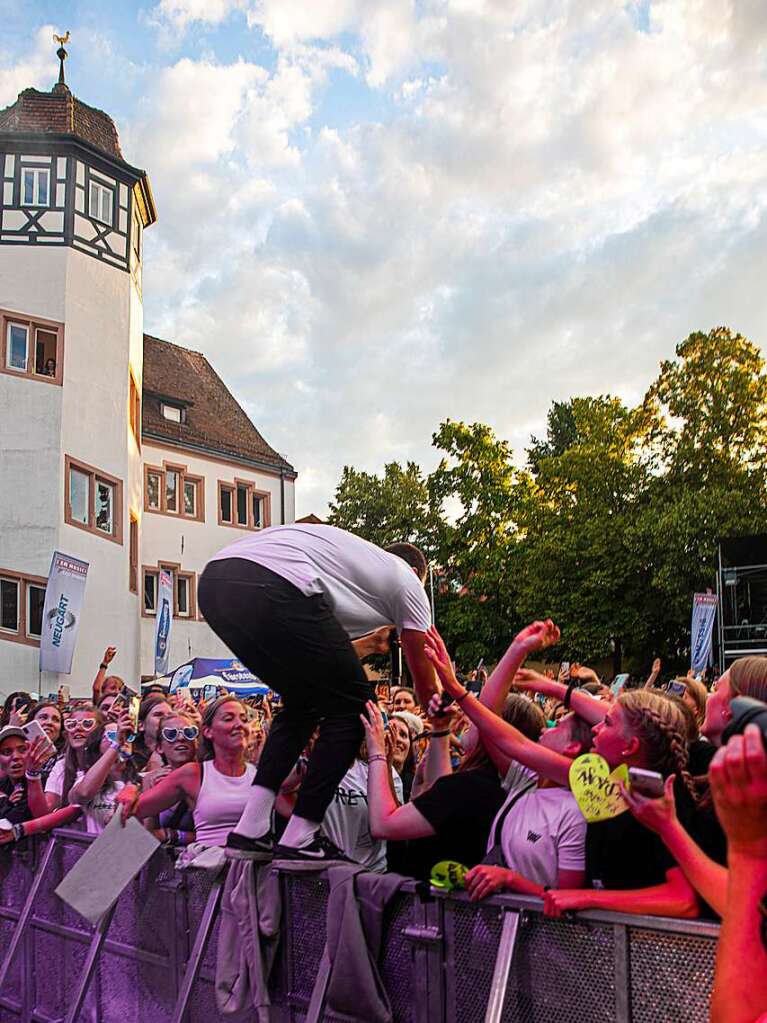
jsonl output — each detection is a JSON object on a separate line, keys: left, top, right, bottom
{"left": 46, "top": 593, "right": 77, "bottom": 647}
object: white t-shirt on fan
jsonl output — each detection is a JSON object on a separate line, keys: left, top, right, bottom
{"left": 490, "top": 762, "right": 587, "bottom": 889}
{"left": 210, "top": 524, "right": 432, "bottom": 639}
{"left": 321, "top": 759, "right": 404, "bottom": 872}
{"left": 45, "top": 758, "right": 126, "bottom": 835}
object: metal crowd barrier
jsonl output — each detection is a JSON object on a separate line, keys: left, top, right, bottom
{"left": 0, "top": 828, "right": 719, "bottom": 1023}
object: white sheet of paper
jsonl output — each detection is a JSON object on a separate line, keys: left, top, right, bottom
{"left": 55, "top": 815, "right": 161, "bottom": 925}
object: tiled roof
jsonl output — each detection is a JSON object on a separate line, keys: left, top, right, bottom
{"left": 296, "top": 514, "right": 324, "bottom": 524}
{"left": 142, "top": 334, "right": 295, "bottom": 475}
{"left": 0, "top": 84, "right": 123, "bottom": 161}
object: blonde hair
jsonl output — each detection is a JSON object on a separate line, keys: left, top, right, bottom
{"left": 729, "top": 657, "right": 767, "bottom": 703}
{"left": 198, "top": 696, "right": 245, "bottom": 761}
{"left": 683, "top": 677, "right": 707, "bottom": 728}
{"left": 619, "top": 690, "right": 697, "bottom": 803}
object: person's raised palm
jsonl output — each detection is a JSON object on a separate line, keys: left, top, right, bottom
{"left": 514, "top": 619, "right": 560, "bottom": 654}
{"left": 423, "top": 626, "right": 462, "bottom": 697}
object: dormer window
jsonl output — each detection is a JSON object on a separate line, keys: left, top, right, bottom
{"left": 89, "top": 180, "right": 113, "bottom": 226}
{"left": 161, "top": 402, "right": 183, "bottom": 423}
{"left": 22, "top": 168, "right": 49, "bottom": 207}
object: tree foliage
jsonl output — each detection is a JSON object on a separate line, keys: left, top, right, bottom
{"left": 326, "top": 327, "right": 767, "bottom": 671}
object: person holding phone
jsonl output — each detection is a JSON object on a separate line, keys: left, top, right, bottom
{"left": 198, "top": 525, "right": 437, "bottom": 861}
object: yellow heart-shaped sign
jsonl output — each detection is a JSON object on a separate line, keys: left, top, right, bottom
{"left": 569, "top": 754, "right": 630, "bottom": 823}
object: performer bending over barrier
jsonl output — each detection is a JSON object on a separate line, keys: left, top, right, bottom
{"left": 198, "top": 523, "right": 438, "bottom": 862}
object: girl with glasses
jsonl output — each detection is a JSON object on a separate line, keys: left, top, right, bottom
{"left": 44, "top": 705, "right": 103, "bottom": 812}
{"left": 67, "top": 709, "right": 139, "bottom": 834}
{"left": 142, "top": 713, "right": 199, "bottom": 847}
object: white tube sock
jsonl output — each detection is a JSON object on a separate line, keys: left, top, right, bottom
{"left": 233, "top": 784, "right": 276, "bottom": 839}
{"left": 280, "top": 814, "right": 320, "bottom": 850}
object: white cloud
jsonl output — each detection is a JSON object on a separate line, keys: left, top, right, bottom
{"left": 0, "top": 25, "right": 62, "bottom": 106}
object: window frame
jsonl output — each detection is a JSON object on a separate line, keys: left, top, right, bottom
{"left": 217, "top": 478, "right": 271, "bottom": 530}
{"left": 129, "top": 370, "right": 141, "bottom": 450}
{"left": 141, "top": 562, "right": 197, "bottom": 620}
{"left": 0, "top": 308, "right": 64, "bottom": 385}
{"left": 21, "top": 166, "right": 50, "bottom": 207}
{"left": 0, "top": 568, "right": 48, "bottom": 648}
{"left": 129, "top": 513, "right": 139, "bottom": 594}
{"left": 64, "top": 455, "right": 124, "bottom": 545}
{"left": 89, "top": 179, "right": 114, "bottom": 226}
{"left": 143, "top": 461, "right": 205, "bottom": 522}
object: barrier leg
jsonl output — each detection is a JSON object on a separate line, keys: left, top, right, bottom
{"left": 0, "top": 836, "right": 58, "bottom": 997}
{"left": 63, "top": 901, "right": 118, "bottom": 1023}
{"left": 170, "top": 875, "right": 225, "bottom": 1023}
{"left": 484, "top": 909, "right": 520, "bottom": 1023}
{"left": 613, "top": 923, "right": 631, "bottom": 1023}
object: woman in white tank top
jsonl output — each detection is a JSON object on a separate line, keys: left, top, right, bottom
{"left": 121, "top": 697, "right": 255, "bottom": 848}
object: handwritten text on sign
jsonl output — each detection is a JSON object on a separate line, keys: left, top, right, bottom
{"left": 569, "top": 754, "right": 630, "bottom": 823}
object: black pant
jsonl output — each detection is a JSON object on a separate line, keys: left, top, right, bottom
{"left": 198, "top": 558, "right": 374, "bottom": 823}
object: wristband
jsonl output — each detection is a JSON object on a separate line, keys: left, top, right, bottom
{"left": 100, "top": 663, "right": 109, "bottom": 670}
{"left": 368, "top": 754, "right": 388, "bottom": 764}
{"left": 564, "top": 681, "right": 577, "bottom": 710}
{"left": 12, "top": 823, "right": 24, "bottom": 842}
{"left": 455, "top": 690, "right": 470, "bottom": 704}
{"left": 177, "top": 830, "right": 190, "bottom": 846}
{"left": 107, "top": 740, "right": 122, "bottom": 753}
{"left": 428, "top": 730, "right": 450, "bottom": 739}
{"left": 25, "top": 770, "right": 42, "bottom": 781}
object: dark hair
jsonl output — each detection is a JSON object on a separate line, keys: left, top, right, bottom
{"left": 31, "top": 701, "right": 65, "bottom": 754}
{"left": 61, "top": 705, "right": 103, "bottom": 803}
{"left": 198, "top": 697, "right": 246, "bottom": 761}
{"left": 385, "top": 542, "right": 428, "bottom": 582}
{"left": 131, "top": 694, "right": 173, "bottom": 769}
{"left": 156, "top": 711, "right": 198, "bottom": 765}
{"left": 390, "top": 686, "right": 417, "bottom": 705}
{"left": 562, "top": 712, "right": 594, "bottom": 754}
{"left": 1, "top": 691, "right": 35, "bottom": 727}
{"left": 460, "top": 694, "right": 545, "bottom": 774}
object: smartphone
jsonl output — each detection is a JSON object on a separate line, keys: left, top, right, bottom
{"left": 58, "top": 685, "right": 70, "bottom": 706}
{"left": 628, "top": 767, "right": 665, "bottom": 798}
{"left": 535, "top": 693, "right": 546, "bottom": 707}
{"left": 561, "top": 661, "right": 570, "bottom": 677}
{"left": 22, "top": 719, "right": 55, "bottom": 753}
{"left": 128, "top": 696, "right": 140, "bottom": 733}
{"left": 177, "top": 687, "right": 191, "bottom": 703}
{"left": 667, "top": 680, "right": 687, "bottom": 697}
{"left": 611, "top": 673, "right": 630, "bottom": 696}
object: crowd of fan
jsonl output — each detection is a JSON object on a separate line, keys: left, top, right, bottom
{"left": 1, "top": 625, "right": 766, "bottom": 1022}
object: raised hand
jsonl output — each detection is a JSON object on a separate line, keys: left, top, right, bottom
{"left": 422, "top": 626, "right": 463, "bottom": 697}
{"left": 102, "top": 646, "right": 117, "bottom": 666}
{"left": 360, "top": 700, "right": 388, "bottom": 757}
{"left": 619, "top": 774, "right": 678, "bottom": 837}
{"left": 513, "top": 619, "right": 561, "bottom": 654}
{"left": 24, "top": 735, "right": 54, "bottom": 775}
{"left": 709, "top": 724, "right": 767, "bottom": 858}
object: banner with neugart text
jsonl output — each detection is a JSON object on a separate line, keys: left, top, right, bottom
{"left": 39, "top": 552, "right": 89, "bottom": 674}
{"left": 690, "top": 593, "right": 718, "bottom": 674}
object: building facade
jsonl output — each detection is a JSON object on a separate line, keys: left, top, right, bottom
{"left": 0, "top": 58, "right": 296, "bottom": 697}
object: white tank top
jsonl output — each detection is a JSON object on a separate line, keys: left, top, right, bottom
{"left": 193, "top": 760, "right": 256, "bottom": 847}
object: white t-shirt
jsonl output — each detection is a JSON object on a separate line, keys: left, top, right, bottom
{"left": 45, "top": 759, "right": 125, "bottom": 835}
{"left": 321, "top": 759, "right": 404, "bottom": 872}
{"left": 490, "top": 762, "right": 586, "bottom": 889}
{"left": 210, "top": 524, "right": 432, "bottom": 639}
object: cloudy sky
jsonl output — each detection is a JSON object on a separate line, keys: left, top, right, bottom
{"left": 3, "top": 1, "right": 767, "bottom": 515}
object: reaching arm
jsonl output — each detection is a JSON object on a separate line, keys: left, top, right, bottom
{"left": 24, "top": 737, "right": 56, "bottom": 819}
{"left": 92, "top": 645, "right": 117, "bottom": 703}
{"left": 462, "top": 620, "right": 560, "bottom": 758}
{"left": 400, "top": 629, "right": 439, "bottom": 707}
{"left": 644, "top": 658, "right": 662, "bottom": 690}
{"left": 465, "top": 865, "right": 585, "bottom": 901}
{"left": 544, "top": 867, "right": 700, "bottom": 919}
{"left": 69, "top": 712, "right": 132, "bottom": 806}
{"left": 513, "top": 669, "right": 607, "bottom": 727}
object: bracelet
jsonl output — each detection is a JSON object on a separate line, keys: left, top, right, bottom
{"left": 427, "top": 730, "right": 450, "bottom": 739}
{"left": 107, "top": 740, "right": 122, "bottom": 753}
{"left": 368, "top": 754, "right": 388, "bottom": 764}
{"left": 455, "top": 690, "right": 470, "bottom": 704}
{"left": 12, "top": 823, "right": 24, "bottom": 842}
{"left": 100, "top": 663, "right": 109, "bottom": 670}
{"left": 25, "top": 770, "right": 42, "bottom": 781}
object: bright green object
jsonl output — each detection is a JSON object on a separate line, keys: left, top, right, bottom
{"left": 430, "top": 860, "right": 468, "bottom": 891}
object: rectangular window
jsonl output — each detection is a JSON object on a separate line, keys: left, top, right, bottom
{"left": 95, "top": 479, "right": 115, "bottom": 535}
{"left": 219, "top": 484, "right": 233, "bottom": 524}
{"left": 65, "top": 456, "right": 123, "bottom": 543}
{"left": 144, "top": 570, "right": 157, "bottom": 614}
{"left": 0, "top": 578, "right": 19, "bottom": 632}
{"left": 236, "top": 484, "right": 249, "bottom": 526}
{"left": 177, "top": 576, "right": 189, "bottom": 617}
{"left": 129, "top": 515, "right": 139, "bottom": 594}
{"left": 129, "top": 373, "right": 141, "bottom": 447}
{"left": 1, "top": 310, "right": 63, "bottom": 384}
{"left": 145, "top": 464, "right": 203, "bottom": 520}
{"left": 0, "top": 571, "right": 46, "bottom": 647}
{"left": 183, "top": 479, "right": 197, "bottom": 518}
{"left": 26, "top": 584, "right": 45, "bottom": 639}
{"left": 6, "top": 322, "right": 29, "bottom": 373}
{"left": 69, "top": 466, "right": 90, "bottom": 525}
{"left": 22, "top": 167, "right": 50, "bottom": 207}
{"left": 166, "top": 469, "right": 178, "bottom": 512}
{"left": 252, "top": 493, "right": 263, "bottom": 529}
{"left": 89, "top": 180, "right": 113, "bottom": 225}
{"left": 131, "top": 209, "right": 142, "bottom": 264}
{"left": 161, "top": 403, "right": 182, "bottom": 423}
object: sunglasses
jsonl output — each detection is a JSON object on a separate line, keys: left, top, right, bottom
{"left": 64, "top": 718, "right": 97, "bottom": 732}
{"left": 161, "top": 726, "right": 199, "bottom": 743}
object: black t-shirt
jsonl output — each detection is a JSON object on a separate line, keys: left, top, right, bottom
{"left": 404, "top": 766, "right": 506, "bottom": 881}
{"left": 688, "top": 738, "right": 716, "bottom": 777}
{"left": 0, "top": 778, "right": 31, "bottom": 826}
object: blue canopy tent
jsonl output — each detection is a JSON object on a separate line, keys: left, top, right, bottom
{"left": 147, "top": 657, "right": 272, "bottom": 699}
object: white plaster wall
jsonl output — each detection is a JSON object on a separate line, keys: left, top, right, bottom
{"left": 0, "top": 245, "right": 142, "bottom": 697}
{"left": 139, "top": 441, "right": 296, "bottom": 676}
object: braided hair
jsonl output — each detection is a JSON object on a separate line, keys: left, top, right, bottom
{"left": 618, "top": 690, "right": 698, "bottom": 804}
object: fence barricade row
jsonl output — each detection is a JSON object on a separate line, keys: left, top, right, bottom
{"left": 0, "top": 829, "right": 719, "bottom": 1023}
